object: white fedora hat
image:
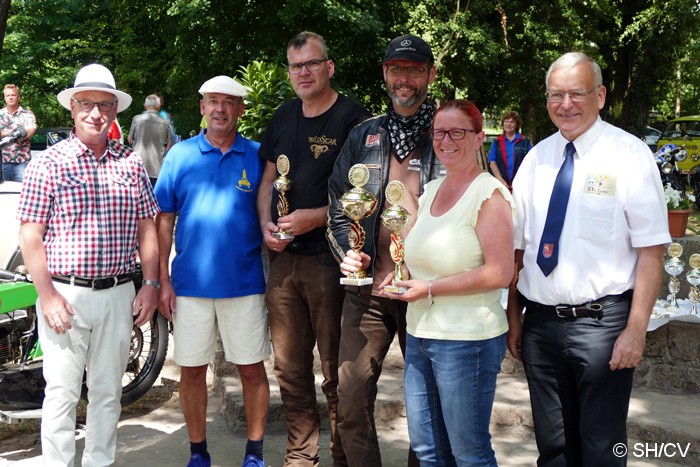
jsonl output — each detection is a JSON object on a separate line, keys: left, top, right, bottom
{"left": 57, "top": 64, "right": 132, "bottom": 113}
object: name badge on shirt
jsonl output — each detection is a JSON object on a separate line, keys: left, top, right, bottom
{"left": 583, "top": 173, "right": 616, "bottom": 196}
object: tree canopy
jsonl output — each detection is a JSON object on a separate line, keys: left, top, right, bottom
{"left": 0, "top": 0, "right": 698, "bottom": 141}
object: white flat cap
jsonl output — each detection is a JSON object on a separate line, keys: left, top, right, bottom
{"left": 198, "top": 75, "right": 248, "bottom": 98}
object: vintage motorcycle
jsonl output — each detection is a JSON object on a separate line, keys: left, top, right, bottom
{"left": 654, "top": 143, "right": 687, "bottom": 196}
{"left": 0, "top": 175, "right": 169, "bottom": 423}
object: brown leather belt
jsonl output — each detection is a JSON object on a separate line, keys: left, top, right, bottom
{"left": 51, "top": 273, "right": 134, "bottom": 290}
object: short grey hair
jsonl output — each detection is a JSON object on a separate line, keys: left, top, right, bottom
{"left": 287, "top": 31, "right": 329, "bottom": 60}
{"left": 144, "top": 94, "right": 160, "bottom": 110}
{"left": 546, "top": 52, "right": 603, "bottom": 90}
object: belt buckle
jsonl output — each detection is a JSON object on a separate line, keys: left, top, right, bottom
{"left": 92, "top": 276, "right": 117, "bottom": 290}
{"left": 555, "top": 306, "right": 570, "bottom": 318}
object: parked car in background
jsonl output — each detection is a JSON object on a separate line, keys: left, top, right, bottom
{"left": 30, "top": 127, "right": 71, "bottom": 159}
{"left": 644, "top": 126, "right": 662, "bottom": 152}
{"left": 656, "top": 116, "right": 700, "bottom": 173}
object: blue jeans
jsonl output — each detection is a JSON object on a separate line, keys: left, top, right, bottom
{"left": 2, "top": 161, "right": 27, "bottom": 182}
{"left": 404, "top": 333, "right": 506, "bottom": 467}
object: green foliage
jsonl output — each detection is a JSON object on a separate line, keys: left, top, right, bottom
{"left": 236, "top": 61, "right": 295, "bottom": 141}
{"left": 0, "top": 0, "right": 698, "bottom": 143}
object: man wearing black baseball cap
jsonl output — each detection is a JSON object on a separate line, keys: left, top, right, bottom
{"left": 327, "top": 34, "right": 443, "bottom": 466}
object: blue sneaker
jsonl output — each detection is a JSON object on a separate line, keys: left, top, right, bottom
{"left": 187, "top": 453, "right": 211, "bottom": 467}
{"left": 241, "top": 453, "right": 264, "bottom": 467}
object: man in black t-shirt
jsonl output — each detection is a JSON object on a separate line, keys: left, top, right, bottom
{"left": 256, "top": 31, "right": 370, "bottom": 467}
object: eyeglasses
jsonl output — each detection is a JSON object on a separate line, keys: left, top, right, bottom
{"left": 386, "top": 65, "right": 428, "bottom": 78}
{"left": 288, "top": 59, "right": 328, "bottom": 74}
{"left": 545, "top": 87, "right": 598, "bottom": 103}
{"left": 72, "top": 98, "right": 115, "bottom": 113}
{"left": 429, "top": 128, "right": 478, "bottom": 140}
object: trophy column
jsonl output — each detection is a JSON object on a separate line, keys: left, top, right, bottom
{"left": 686, "top": 253, "right": 700, "bottom": 315}
{"left": 272, "top": 154, "right": 294, "bottom": 240}
{"left": 380, "top": 180, "right": 411, "bottom": 293}
{"left": 664, "top": 242, "right": 685, "bottom": 313}
{"left": 339, "top": 164, "right": 378, "bottom": 286}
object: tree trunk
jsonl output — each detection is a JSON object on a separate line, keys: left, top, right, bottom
{"left": 0, "top": 0, "right": 10, "bottom": 61}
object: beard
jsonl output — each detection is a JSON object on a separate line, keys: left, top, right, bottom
{"left": 386, "top": 81, "right": 428, "bottom": 108}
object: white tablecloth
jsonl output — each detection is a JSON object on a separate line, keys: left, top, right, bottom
{"left": 650, "top": 298, "right": 700, "bottom": 331}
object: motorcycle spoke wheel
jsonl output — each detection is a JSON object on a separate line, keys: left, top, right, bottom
{"left": 120, "top": 313, "right": 169, "bottom": 405}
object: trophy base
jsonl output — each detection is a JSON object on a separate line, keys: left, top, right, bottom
{"left": 383, "top": 284, "right": 407, "bottom": 294}
{"left": 340, "top": 277, "right": 374, "bottom": 286}
{"left": 272, "top": 231, "right": 295, "bottom": 240}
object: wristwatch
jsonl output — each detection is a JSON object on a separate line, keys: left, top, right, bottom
{"left": 142, "top": 279, "right": 160, "bottom": 290}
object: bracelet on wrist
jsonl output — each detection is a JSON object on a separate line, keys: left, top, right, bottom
{"left": 427, "top": 280, "right": 433, "bottom": 306}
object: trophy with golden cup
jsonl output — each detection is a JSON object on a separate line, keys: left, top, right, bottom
{"left": 339, "top": 164, "right": 378, "bottom": 286}
{"left": 664, "top": 242, "right": 685, "bottom": 313}
{"left": 272, "top": 154, "right": 294, "bottom": 240}
{"left": 686, "top": 253, "right": 700, "bottom": 315}
{"left": 380, "top": 180, "right": 411, "bottom": 293}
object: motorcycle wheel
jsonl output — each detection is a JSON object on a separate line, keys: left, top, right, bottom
{"left": 689, "top": 167, "right": 700, "bottom": 210}
{"left": 670, "top": 171, "right": 686, "bottom": 196}
{"left": 120, "top": 312, "right": 169, "bottom": 405}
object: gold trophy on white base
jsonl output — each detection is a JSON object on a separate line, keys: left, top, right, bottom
{"left": 272, "top": 154, "right": 294, "bottom": 240}
{"left": 664, "top": 242, "right": 684, "bottom": 313}
{"left": 340, "top": 164, "right": 378, "bottom": 286}
{"left": 380, "top": 180, "right": 411, "bottom": 293}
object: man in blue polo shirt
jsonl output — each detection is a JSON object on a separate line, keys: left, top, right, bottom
{"left": 154, "top": 75, "right": 269, "bottom": 467}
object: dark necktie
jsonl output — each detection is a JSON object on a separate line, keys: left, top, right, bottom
{"left": 536, "top": 142, "right": 576, "bottom": 277}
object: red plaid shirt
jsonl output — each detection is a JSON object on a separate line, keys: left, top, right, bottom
{"left": 17, "top": 132, "right": 159, "bottom": 278}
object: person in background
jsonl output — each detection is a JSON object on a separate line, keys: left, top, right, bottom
{"left": 327, "top": 34, "right": 442, "bottom": 467}
{"left": 155, "top": 92, "right": 178, "bottom": 146}
{"left": 1, "top": 84, "right": 37, "bottom": 182}
{"left": 507, "top": 52, "right": 669, "bottom": 466}
{"left": 17, "top": 63, "right": 159, "bottom": 466}
{"left": 257, "top": 31, "right": 370, "bottom": 466}
{"left": 380, "top": 99, "right": 514, "bottom": 466}
{"left": 154, "top": 75, "right": 269, "bottom": 467}
{"left": 128, "top": 94, "right": 172, "bottom": 187}
{"left": 488, "top": 110, "right": 531, "bottom": 190}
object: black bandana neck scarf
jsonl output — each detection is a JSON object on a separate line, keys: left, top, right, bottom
{"left": 386, "top": 100, "right": 436, "bottom": 162}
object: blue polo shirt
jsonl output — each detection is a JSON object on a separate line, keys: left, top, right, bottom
{"left": 154, "top": 131, "right": 265, "bottom": 298}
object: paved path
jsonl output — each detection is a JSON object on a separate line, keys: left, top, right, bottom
{"left": 0, "top": 334, "right": 696, "bottom": 466}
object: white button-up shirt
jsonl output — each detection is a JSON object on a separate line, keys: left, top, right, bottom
{"left": 513, "top": 118, "right": 671, "bottom": 305}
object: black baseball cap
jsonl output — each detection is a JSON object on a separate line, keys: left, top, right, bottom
{"left": 382, "top": 34, "right": 434, "bottom": 65}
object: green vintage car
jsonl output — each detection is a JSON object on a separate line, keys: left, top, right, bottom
{"left": 656, "top": 116, "right": 700, "bottom": 173}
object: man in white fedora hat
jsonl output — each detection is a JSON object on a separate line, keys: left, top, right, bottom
{"left": 17, "top": 63, "right": 160, "bottom": 466}
{"left": 154, "top": 75, "right": 269, "bottom": 467}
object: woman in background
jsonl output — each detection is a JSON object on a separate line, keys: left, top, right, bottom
{"left": 488, "top": 110, "right": 531, "bottom": 190}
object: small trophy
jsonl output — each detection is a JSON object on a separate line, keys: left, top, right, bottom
{"left": 686, "top": 253, "right": 700, "bottom": 315}
{"left": 340, "top": 164, "right": 378, "bottom": 286}
{"left": 664, "top": 242, "right": 685, "bottom": 313}
{"left": 380, "top": 181, "right": 411, "bottom": 293}
{"left": 272, "top": 154, "right": 294, "bottom": 240}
